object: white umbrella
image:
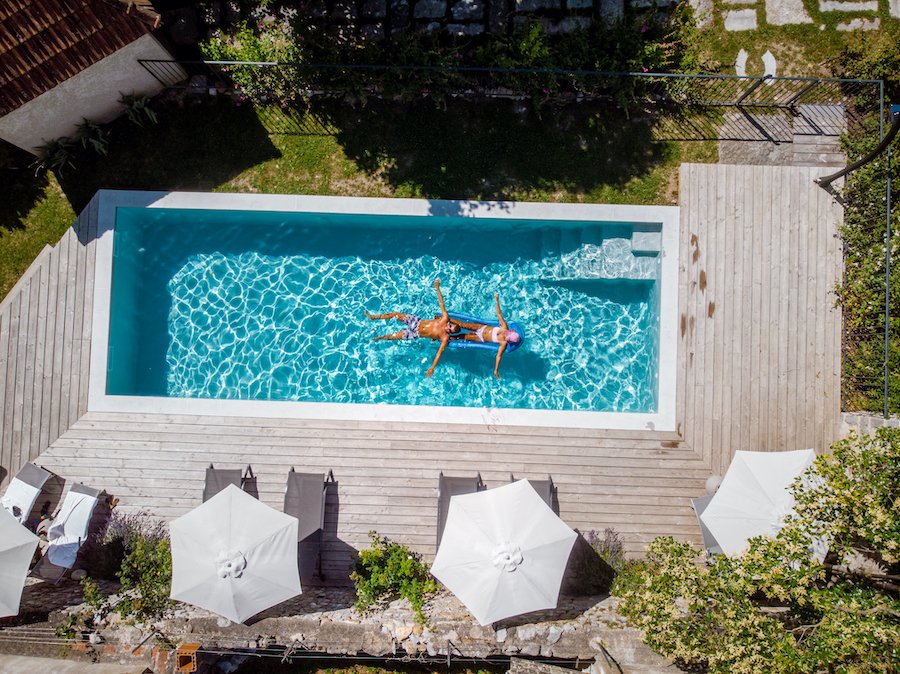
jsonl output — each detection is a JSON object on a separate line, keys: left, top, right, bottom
{"left": 169, "top": 484, "right": 301, "bottom": 624}
{"left": 431, "top": 480, "right": 577, "bottom": 625}
{"left": 0, "top": 507, "right": 39, "bottom": 617}
{"left": 700, "top": 449, "right": 817, "bottom": 557}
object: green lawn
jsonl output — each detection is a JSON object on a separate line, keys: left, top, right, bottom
{"left": 694, "top": 4, "right": 900, "bottom": 77}
{"left": 1, "top": 97, "right": 715, "bottom": 300}
{"left": 0, "top": 171, "right": 75, "bottom": 299}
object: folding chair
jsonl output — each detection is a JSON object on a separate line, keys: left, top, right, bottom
{"left": 284, "top": 469, "right": 334, "bottom": 580}
{"left": 436, "top": 472, "right": 485, "bottom": 547}
{"left": 691, "top": 494, "right": 723, "bottom": 557}
{"left": 1, "top": 462, "right": 52, "bottom": 524}
{"left": 31, "top": 483, "right": 102, "bottom": 583}
{"left": 510, "top": 473, "right": 555, "bottom": 511}
{"left": 203, "top": 464, "right": 254, "bottom": 502}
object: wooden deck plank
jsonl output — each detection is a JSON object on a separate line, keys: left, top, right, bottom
{"left": 39, "top": 246, "right": 59, "bottom": 453}
{"left": 68, "top": 218, "right": 87, "bottom": 433}
{"left": 798, "top": 169, "right": 814, "bottom": 449}
{"left": 18, "top": 268, "right": 40, "bottom": 462}
{"left": 10, "top": 275, "right": 31, "bottom": 463}
{"left": 2, "top": 288, "right": 22, "bottom": 475}
{"left": 48, "top": 233, "right": 69, "bottom": 446}
{"left": 58, "top": 229, "right": 79, "bottom": 436}
{"left": 29, "top": 250, "right": 51, "bottom": 457}
{"left": 0, "top": 304, "right": 11, "bottom": 487}
{"left": 77, "top": 197, "right": 98, "bottom": 418}
{"left": 689, "top": 164, "right": 710, "bottom": 457}
{"left": 738, "top": 165, "right": 754, "bottom": 452}
{"left": 758, "top": 166, "right": 775, "bottom": 457}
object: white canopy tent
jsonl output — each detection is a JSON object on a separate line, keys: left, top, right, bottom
{"left": 431, "top": 479, "right": 577, "bottom": 626}
{"left": 0, "top": 507, "right": 39, "bottom": 617}
{"left": 169, "top": 485, "right": 301, "bottom": 624}
{"left": 700, "top": 449, "right": 817, "bottom": 557}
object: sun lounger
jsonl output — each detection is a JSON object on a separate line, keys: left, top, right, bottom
{"left": 284, "top": 469, "right": 334, "bottom": 581}
{"left": 203, "top": 464, "right": 254, "bottom": 502}
{"left": 691, "top": 494, "right": 723, "bottom": 557}
{"left": 284, "top": 469, "right": 332, "bottom": 542}
{"left": 31, "top": 483, "right": 102, "bottom": 583}
{"left": 510, "top": 473, "right": 555, "bottom": 511}
{"left": 437, "top": 472, "right": 485, "bottom": 547}
{"left": 1, "top": 463, "right": 51, "bottom": 524}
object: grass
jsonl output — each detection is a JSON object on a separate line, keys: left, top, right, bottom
{"left": 0, "top": 95, "right": 713, "bottom": 302}
{"left": 693, "top": 3, "right": 900, "bottom": 77}
{"left": 0, "top": 170, "right": 75, "bottom": 299}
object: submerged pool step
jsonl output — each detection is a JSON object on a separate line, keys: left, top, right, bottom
{"left": 553, "top": 237, "right": 659, "bottom": 281}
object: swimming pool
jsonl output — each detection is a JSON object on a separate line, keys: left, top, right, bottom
{"left": 89, "top": 192, "right": 679, "bottom": 430}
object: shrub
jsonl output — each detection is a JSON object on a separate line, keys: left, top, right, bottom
{"left": 200, "top": 12, "right": 304, "bottom": 105}
{"left": 119, "top": 93, "right": 158, "bottom": 126}
{"left": 73, "top": 119, "right": 108, "bottom": 156}
{"left": 614, "top": 430, "right": 900, "bottom": 673}
{"left": 76, "top": 511, "right": 173, "bottom": 625}
{"left": 32, "top": 137, "right": 75, "bottom": 175}
{"left": 350, "top": 532, "right": 438, "bottom": 623}
{"left": 114, "top": 535, "right": 172, "bottom": 623}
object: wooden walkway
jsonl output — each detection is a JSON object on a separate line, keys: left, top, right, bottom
{"left": 0, "top": 165, "right": 844, "bottom": 578}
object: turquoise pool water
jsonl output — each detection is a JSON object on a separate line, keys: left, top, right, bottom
{"left": 108, "top": 207, "right": 661, "bottom": 413}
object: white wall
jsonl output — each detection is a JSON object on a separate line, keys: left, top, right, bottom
{"left": 0, "top": 34, "right": 185, "bottom": 155}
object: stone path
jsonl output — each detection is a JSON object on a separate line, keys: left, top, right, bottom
{"left": 692, "top": 0, "right": 893, "bottom": 30}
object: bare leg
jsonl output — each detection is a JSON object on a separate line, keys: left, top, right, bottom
{"left": 373, "top": 331, "right": 406, "bottom": 341}
{"left": 365, "top": 311, "right": 408, "bottom": 321}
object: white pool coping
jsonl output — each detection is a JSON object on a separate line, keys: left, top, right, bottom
{"left": 88, "top": 190, "right": 679, "bottom": 431}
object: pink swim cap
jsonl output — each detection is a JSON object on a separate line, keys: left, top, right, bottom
{"left": 507, "top": 331, "right": 521, "bottom": 343}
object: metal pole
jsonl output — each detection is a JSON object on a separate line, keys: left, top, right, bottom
{"left": 885, "top": 94, "right": 895, "bottom": 417}
{"left": 785, "top": 79, "right": 820, "bottom": 109}
{"left": 735, "top": 74, "right": 773, "bottom": 105}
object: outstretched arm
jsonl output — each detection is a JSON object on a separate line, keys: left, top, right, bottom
{"left": 495, "top": 293, "right": 508, "bottom": 330}
{"left": 426, "top": 336, "right": 450, "bottom": 377}
{"left": 493, "top": 342, "right": 507, "bottom": 379}
{"left": 434, "top": 279, "right": 449, "bottom": 320}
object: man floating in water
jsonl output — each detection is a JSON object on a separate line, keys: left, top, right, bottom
{"left": 365, "top": 278, "right": 460, "bottom": 377}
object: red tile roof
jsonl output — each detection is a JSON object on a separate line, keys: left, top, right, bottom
{"left": 0, "top": 0, "right": 159, "bottom": 116}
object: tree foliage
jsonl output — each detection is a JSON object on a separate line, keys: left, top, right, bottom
{"left": 614, "top": 429, "right": 900, "bottom": 673}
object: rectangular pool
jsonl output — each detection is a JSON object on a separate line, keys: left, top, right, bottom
{"left": 89, "top": 192, "right": 679, "bottom": 430}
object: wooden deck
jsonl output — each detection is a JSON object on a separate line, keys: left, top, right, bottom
{"left": 0, "top": 165, "right": 844, "bottom": 577}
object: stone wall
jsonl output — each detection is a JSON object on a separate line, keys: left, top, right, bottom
{"left": 841, "top": 412, "right": 900, "bottom": 437}
{"left": 283, "top": 0, "right": 669, "bottom": 40}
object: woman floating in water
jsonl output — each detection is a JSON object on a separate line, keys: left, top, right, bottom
{"left": 452, "top": 293, "right": 521, "bottom": 379}
{"left": 365, "top": 279, "right": 460, "bottom": 377}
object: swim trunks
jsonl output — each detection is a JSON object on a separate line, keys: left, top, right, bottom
{"left": 402, "top": 314, "right": 421, "bottom": 339}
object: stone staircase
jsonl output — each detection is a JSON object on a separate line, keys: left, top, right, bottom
{"left": 539, "top": 226, "right": 661, "bottom": 282}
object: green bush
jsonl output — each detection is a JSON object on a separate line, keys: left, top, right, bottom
{"left": 200, "top": 14, "right": 304, "bottom": 105}
{"left": 350, "top": 532, "right": 438, "bottom": 623}
{"left": 76, "top": 512, "right": 173, "bottom": 625}
{"left": 32, "top": 137, "right": 75, "bottom": 175}
{"left": 614, "top": 430, "right": 900, "bottom": 673}
{"left": 835, "top": 26, "right": 900, "bottom": 413}
{"left": 118, "top": 94, "right": 157, "bottom": 127}
{"left": 114, "top": 536, "right": 173, "bottom": 623}
{"left": 73, "top": 119, "right": 108, "bottom": 156}
{"left": 834, "top": 115, "right": 900, "bottom": 413}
